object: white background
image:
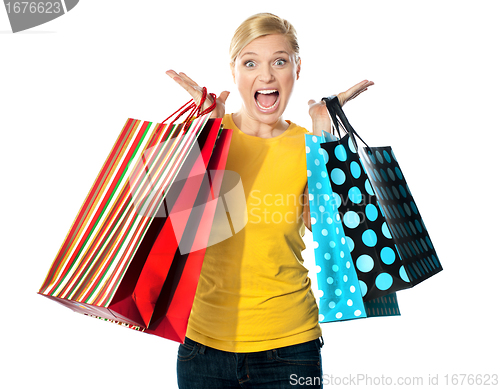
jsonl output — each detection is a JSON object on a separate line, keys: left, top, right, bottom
{"left": 1, "top": 1, "right": 499, "bottom": 388}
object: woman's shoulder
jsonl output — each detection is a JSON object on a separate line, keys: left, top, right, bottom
{"left": 285, "top": 120, "right": 312, "bottom": 135}
{"left": 222, "top": 113, "right": 234, "bottom": 129}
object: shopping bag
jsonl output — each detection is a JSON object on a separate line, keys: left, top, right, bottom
{"left": 144, "top": 128, "right": 232, "bottom": 341}
{"left": 306, "top": 132, "right": 366, "bottom": 322}
{"left": 85, "top": 127, "right": 233, "bottom": 342}
{"left": 115, "top": 115, "right": 223, "bottom": 330}
{"left": 319, "top": 95, "right": 442, "bottom": 301}
{"left": 38, "top": 89, "right": 231, "bottom": 341}
{"left": 306, "top": 132, "right": 400, "bottom": 322}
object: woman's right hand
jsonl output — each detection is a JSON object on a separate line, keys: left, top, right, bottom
{"left": 166, "top": 70, "right": 229, "bottom": 119}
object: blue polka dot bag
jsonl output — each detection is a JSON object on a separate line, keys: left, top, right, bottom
{"left": 319, "top": 96, "right": 443, "bottom": 302}
{"left": 306, "top": 132, "right": 400, "bottom": 322}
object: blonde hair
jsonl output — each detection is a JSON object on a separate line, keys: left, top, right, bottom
{"left": 229, "top": 13, "right": 299, "bottom": 64}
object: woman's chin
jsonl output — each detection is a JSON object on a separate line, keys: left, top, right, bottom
{"left": 252, "top": 107, "right": 283, "bottom": 124}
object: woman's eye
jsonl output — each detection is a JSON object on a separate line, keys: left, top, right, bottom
{"left": 245, "top": 61, "right": 256, "bottom": 68}
{"left": 275, "top": 59, "right": 287, "bottom": 66}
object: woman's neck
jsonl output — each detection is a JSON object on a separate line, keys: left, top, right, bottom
{"left": 231, "top": 110, "right": 289, "bottom": 139}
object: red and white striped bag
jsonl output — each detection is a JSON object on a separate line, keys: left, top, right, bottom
{"left": 39, "top": 89, "right": 232, "bottom": 342}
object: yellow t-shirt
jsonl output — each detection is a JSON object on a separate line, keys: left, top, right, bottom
{"left": 186, "top": 114, "right": 321, "bottom": 352}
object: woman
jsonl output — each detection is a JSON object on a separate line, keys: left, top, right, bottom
{"left": 167, "top": 13, "right": 372, "bottom": 389}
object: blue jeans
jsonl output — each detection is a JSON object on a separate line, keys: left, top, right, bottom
{"left": 177, "top": 337, "right": 323, "bottom": 389}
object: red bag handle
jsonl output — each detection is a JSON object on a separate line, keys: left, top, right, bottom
{"left": 161, "top": 87, "right": 217, "bottom": 125}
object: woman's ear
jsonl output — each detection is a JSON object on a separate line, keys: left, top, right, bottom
{"left": 230, "top": 62, "right": 235, "bottom": 83}
{"left": 296, "top": 57, "right": 301, "bottom": 80}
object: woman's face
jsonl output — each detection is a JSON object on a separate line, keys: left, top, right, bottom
{"left": 232, "top": 34, "right": 300, "bottom": 126}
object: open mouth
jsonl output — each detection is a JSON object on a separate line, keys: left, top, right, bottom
{"left": 255, "top": 89, "right": 280, "bottom": 112}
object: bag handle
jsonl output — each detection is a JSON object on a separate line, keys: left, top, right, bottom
{"left": 322, "top": 95, "right": 370, "bottom": 153}
{"left": 161, "top": 87, "right": 217, "bottom": 125}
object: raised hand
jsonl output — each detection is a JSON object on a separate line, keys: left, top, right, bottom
{"left": 337, "top": 80, "right": 374, "bottom": 107}
{"left": 308, "top": 80, "right": 374, "bottom": 135}
{"left": 166, "top": 70, "right": 229, "bottom": 118}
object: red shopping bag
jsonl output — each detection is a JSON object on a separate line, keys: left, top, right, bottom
{"left": 145, "top": 128, "right": 232, "bottom": 341}
{"left": 39, "top": 89, "right": 232, "bottom": 342}
{"left": 107, "top": 117, "right": 223, "bottom": 330}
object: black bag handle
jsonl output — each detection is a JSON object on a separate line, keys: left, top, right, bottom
{"left": 322, "top": 95, "right": 370, "bottom": 154}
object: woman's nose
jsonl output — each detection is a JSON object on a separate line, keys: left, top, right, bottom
{"left": 258, "top": 65, "right": 274, "bottom": 83}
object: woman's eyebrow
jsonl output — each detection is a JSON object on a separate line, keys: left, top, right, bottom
{"left": 273, "top": 50, "right": 290, "bottom": 56}
{"left": 240, "top": 51, "right": 258, "bottom": 58}
{"left": 240, "top": 50, "right": 290, "bottom": 58}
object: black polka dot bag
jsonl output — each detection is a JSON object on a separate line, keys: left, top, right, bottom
{"left": 306, "top": 132, "right": 400, "bottom": 321}
{"left": 319, "top": 96, "right": 443, "bottom": 301}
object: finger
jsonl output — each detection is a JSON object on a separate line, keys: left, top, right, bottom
{"left": 179, "top": 72, "right": 200, "bottom": 87}
{"left": 166, "top": 70, "right": 198, "bottom": 91}
{"left": 308, "top": 99, "right": 317, "bottom": 106}
{"left": 218, "top": 91, "right": 230, "bottom": 104}
{"left": 355, "top": 81, "right": 373, "bottom": 93}
{"left": 166, "top": 69, "right": 182, "bottom": 81}
{"left": 356, "top": 81, "right": 373, "bottom": 92}
{"left": 340, "top": 80, "right": 374, "bottom": 105}
{"left": 166, "top": 69, "right": 189, "bottom": 86}
{"left": 166, "top": 70, "right": 204, "bottom": 101}
{"left": 347, "top": 88, "right": 367, "bottom": 102}
{"left": 353, "top": 80, "right": 373, "bottom": 89}
{"left": 346, "top": 80, "right": 373, "bottom": 96}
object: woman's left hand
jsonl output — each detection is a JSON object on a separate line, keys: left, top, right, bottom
{"left": 337, "top": 79, "right": 374, "bottom": 107}
{"left": 307, "top": 80, "right": 374, "bottom": 135}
